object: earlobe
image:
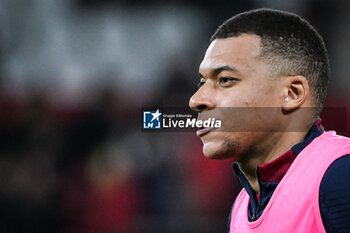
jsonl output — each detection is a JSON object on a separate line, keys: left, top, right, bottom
{"left": 282, "top": 76, "right": 309, "bottom": 112}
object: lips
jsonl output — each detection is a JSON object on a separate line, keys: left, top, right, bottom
{"left": 196, "top": 126, "right": 215, "bottom": 137}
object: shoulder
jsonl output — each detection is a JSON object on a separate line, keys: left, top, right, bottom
{"left": 319, "top": 154, "right": 350, "bottom": 233}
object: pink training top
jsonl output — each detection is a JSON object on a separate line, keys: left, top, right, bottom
{"left": 229, "top": 131, "right": 350, "bottom": 233}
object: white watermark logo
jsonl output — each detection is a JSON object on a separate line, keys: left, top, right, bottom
{"left": 143, "top": 109, "right": 162, "bottom": 129}
{"left": 142, "top": 109, "right": 221, "bottom": 130}
{"left": 163, "top": 117, "right": 221, "bottom": 128}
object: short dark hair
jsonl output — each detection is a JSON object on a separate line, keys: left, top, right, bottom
{"left": 211, "top": 8, "right": 330, "bottom": 114}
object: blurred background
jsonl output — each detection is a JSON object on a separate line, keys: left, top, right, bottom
{"left": 0, "top": 0, "right": 349, "bottom": 232}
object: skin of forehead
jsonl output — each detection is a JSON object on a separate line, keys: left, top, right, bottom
{"left": 200, "top": 34, "right": 263, "bottom": 71}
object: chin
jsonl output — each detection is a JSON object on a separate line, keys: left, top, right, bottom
{"left": 202, "top": 141, "right": 222, "bottom": 159}
{"left": 202, "top": 139, "right": 240, "bottom": 160}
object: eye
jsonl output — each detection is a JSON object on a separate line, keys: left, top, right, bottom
{"left": 218, "top": 77, "right": 238, "bottom": 87}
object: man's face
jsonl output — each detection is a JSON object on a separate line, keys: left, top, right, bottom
{"left": 189, "top": 34, "right": 285, "bottom": 160}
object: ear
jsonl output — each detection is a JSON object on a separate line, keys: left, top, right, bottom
{"left": 282, "top": 75, "right": 310, "bottom": 112}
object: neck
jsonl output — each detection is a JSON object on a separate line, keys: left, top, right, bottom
{"left": 237, "top": 131, "right": 308, "bottom": 193}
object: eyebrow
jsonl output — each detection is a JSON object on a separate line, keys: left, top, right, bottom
{"left": 199, "top": 65, "right": 238, "bottom": 78}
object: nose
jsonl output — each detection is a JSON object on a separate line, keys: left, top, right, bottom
{"left": 189, "top": 86, "right": 215, "bottom": 112}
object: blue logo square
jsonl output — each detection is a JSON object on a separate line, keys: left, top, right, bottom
{"left": 143, "top": 109, "right": 161, "bottom": 129}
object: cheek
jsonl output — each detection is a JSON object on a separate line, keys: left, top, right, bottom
{"left": 218, "top": 89, "right": 252, "bottom": 107}
{"left": 251, "top": 81, "right": 282, "bottom": 107}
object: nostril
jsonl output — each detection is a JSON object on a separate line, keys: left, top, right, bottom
{"left": 197, "top": 104, "right": 207, "bottom": 111}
